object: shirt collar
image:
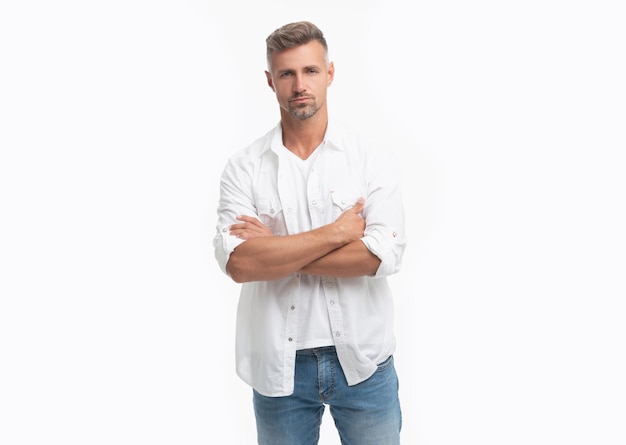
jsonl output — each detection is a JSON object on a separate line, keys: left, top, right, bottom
{"left": 268, "top": 119, "right": 344, "bottom": 156}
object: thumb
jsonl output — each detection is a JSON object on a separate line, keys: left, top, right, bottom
{"left": 351, "top": 197, "right": 365, "bottom": 212}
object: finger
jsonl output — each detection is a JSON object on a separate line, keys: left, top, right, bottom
{"left": 247, "top": 219, "right": 267, "bottom": 229}
{"left": 230, "top": 222, "right": 251, "bottom": 232}
{"left": 236, "top": 215, "right": 257, "bottom": 222}
{"left": 351, "top": 197, "right": 365, "bottom": 212}
{"left": 236, "top": 215, "right": 266, "bottom": 227}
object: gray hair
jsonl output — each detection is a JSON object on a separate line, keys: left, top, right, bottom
{"left": 266, "top": 21, "right": 329, "bottom": 69}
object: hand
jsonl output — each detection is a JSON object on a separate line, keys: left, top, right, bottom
{"left": 334, "top": 197, "right": 366, "bottom": 242}
{"left": 230, "top": 215, "right": 273, "bottom": 240}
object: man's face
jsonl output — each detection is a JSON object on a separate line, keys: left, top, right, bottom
{"left": 265, "top": 41, "right": 334, "bottom": 120}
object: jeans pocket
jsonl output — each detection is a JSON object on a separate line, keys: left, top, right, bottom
{"left": 376, "top": 355, "right": 394, "bottom": 372}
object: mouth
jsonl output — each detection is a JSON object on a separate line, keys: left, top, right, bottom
{"left": 289, "top": 96, "right": 311, "bottom": 104}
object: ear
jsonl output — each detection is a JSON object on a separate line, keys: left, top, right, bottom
{"left": 327, "top": 61, "right": 335, "bottom": 86}
{"left": 265, "top": 70, "right": 275, "bottom": 92}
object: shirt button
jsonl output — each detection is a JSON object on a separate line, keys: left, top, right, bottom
{"left": 329, "top": 300, "right": 335, "bottom": 305}
{"left": 222, "top": 227, "right": 228, "bottom": 232}
{"left": 270, "top": 208, "right": 275, "bottom": 214}
{"left": 290, "top": 305, "right": 295, "bottom": 310}
{"left": 311, "top": 200, "right": 317, "bottom": 206}
{"left": 341, "top": 200, "right": 346, "bottom": 205}
{"left": 335, "top": 332, "right": 341, "bottom": 338}
{"left": 288, "top": 337, "right": 293, "bottom": 342}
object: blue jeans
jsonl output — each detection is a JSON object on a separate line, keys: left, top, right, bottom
{"left": 253, "top": 346, "right": 402, "bottom": 445}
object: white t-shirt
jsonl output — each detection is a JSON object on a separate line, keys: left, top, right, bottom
{"left": 279, "top": 143, "right": 334, "bottom": 350}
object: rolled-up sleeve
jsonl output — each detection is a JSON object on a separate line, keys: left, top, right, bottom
{"left": 360, "top": 149, "right": 407, "bottom": 278}
{"left": 213, "top": 157, "right": 254, "bottom": 276}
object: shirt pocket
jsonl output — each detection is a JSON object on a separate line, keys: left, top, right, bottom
{"left": 330, "top": 190, "right": 361, "bottom": 221}
{"left": 257, "top": 197, "right": 287, "bottom": 235}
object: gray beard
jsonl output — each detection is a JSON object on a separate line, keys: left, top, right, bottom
{"left": 288, "top": 101, "right": 319, "bottom": 120}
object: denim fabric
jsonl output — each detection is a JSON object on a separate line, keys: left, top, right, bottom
{"left": 253, "top": 346, "right": 402, "bottom": 445}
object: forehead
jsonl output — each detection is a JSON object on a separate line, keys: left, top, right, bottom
{"left": 269, "top": 40, "right": 327, "bottom": 71}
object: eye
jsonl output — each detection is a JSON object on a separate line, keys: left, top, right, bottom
{"left": 280, "top": 72, "right": 292, "bottom": 78}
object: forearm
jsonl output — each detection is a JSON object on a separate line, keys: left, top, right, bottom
{"left": 227, "top": 224, "right": 347, "bottom": 283}
{"left": 299, "top": 240, "right": 381, "bottom": 278}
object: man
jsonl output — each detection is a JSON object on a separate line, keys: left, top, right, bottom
{"left": 213, "top": 21, "right": 406, "bottom": 445}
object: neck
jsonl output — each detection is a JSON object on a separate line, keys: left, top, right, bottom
{"left": 280, "top": 108, "right": 328, "bottom": 160}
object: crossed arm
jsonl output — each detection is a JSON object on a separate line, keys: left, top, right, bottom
{"left": 225, "top": 198, "right": 381, "bottom": 283}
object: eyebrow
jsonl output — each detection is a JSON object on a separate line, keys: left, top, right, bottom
{"left": 276, "top": 65, "right": 322, "bottom": 75}
{"left": 303, "top": 65, "right": 322, "bottom": 71}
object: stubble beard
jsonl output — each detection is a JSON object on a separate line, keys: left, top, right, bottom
{"left": 288, "top": 99, "right": 320, "bottom": 120}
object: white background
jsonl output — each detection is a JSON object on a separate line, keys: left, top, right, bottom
{"left": 1, "top": 1, "right": 625, "bottom": 444}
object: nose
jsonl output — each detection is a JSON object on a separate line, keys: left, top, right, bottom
{"left": 293, "top": 74, "right": 305, "bottom": 94}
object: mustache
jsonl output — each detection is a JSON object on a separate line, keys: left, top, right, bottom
{"left": 289, "top": 93, "right": 314, "bottom": 101}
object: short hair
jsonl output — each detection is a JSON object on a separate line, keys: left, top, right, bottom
{"left": 266, "top": 21, "right": 328, "bottom": 69}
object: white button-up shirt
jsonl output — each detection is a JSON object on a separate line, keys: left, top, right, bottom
{"left": 213, "top": 119, "right": 406, "bottom": 397}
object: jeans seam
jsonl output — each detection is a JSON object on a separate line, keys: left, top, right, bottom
{"left": 317, "top": 350, "right": 324, "bottom": 401}
{"left": 329, "top": 353, "right": 335, "bottom": 399}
